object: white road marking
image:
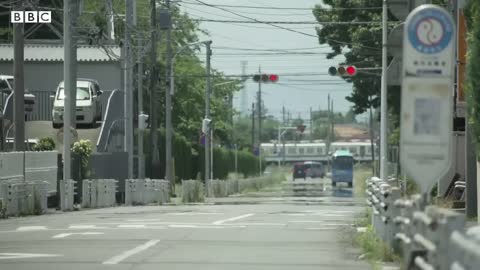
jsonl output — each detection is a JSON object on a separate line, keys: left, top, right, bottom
{"left": 230, "top": 223, "right": 285, "bottom": 226}
{"left": 167, "top": 212, "right": 224, "bottom": 216}
{"left": 168, "top": 224, "right": 198, "bottom": 228}
{"left": 168, "top": 225, "right": 226, "bottom": 229}
{"left": 69, "top": 225, "right": 106, "bottom": 230}
{"left": 307, "top": 227, "right": 338, "bottom": 231}
{"left": 118, "top": 224, "right": 147, "bottom": 229}
{"left": 212, "top": 213, "right": 255, "bottom": 225}
{"left": 16, "top": 226, "right": 47, "bottom": 231}
{"left": 52, "top": 232, "right": 104, "bottom": 239}
{"left": 289, "top": 220, "right": 325, "bottom": 223}
{"left": 102, "top": 239, "right": 160, "bottom": 265}
{"left": 0, "top": 253, "right": 62, "bottom": 260}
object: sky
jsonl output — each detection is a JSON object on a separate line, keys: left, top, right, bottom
{"left": 177, "top": 0, "right": 366, "bottom": 122}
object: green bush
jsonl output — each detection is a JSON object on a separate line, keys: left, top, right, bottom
{"left": 142, "top": 128, "right": 264, "bottom": 182}
{"left": 71, "top": 139, "right": 93, "bottom": 179}
{"left": 33, "top": 137, "right": 55, "bottom": 151}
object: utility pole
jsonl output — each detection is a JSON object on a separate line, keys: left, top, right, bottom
{"left": 282, "top": 106, "right": 286, "bottom": 125}
{"left": 105, "top": 0, "right": 115, "bottom": 41}
{"left": 70, "top": 1, "right": 78, "bottom": 128}
{"left": 165, "top": 0, "right": 173, "bottom": 188}
{"left": 251, "top": 103, "right": 255, "bottom": 155}
{"left": 380, "top": 0, "right": 388, "bottom": 181}
{"left": 125, "top": 0, "right": 134, "bottom": 179}
{"left": 310, "top": 107, "right": 313, "bottom": 141}
{"left": 149, "top": 0, "right": 159, "bottom": 178}
{"left": 369, "top": 95, "right": 375, "bottom": 175}
{"left": 331, "top": 99, "right": 334, "bottom": 142}
{"left": 257, "top": 66, "right": 262, "bottom": 175}
{"left": 240, "top": 61, "right": 248, "bottom": 115}
{"left": 327, "top": 94, "right": 331, "bottom": 153}
{"left": 136, "top": 12, "right": 144, "bottom": 179}
{"left": 205, "top": 41, "right": 212, "bottom": 182}
{"left": 13, "top": 0, "right": 24, "bottom": 152}
{"left": 62, "top": 0, "right": 74, "bottom": 180}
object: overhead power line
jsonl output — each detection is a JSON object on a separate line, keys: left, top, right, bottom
{"left": 191, "top": 0, "right": 317, "bottom": 38}
{"left": 180, "top": 1, "right": 382, "bottom": 11}
{"left": 191, "top": 19, "right": 384, "bottom": 25}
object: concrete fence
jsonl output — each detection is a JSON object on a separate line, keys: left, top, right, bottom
{"left": 59, "top": 179, "right": 76, "bottom": 211}
{"left": 366, "top": 176, "right": 480, "bottom": 269}
{"left": 0, "top": 179, "right": 49, "bottom": 217}
{"left": 124, "top": 179, "right": 170, "bottom": 205}
{"left": 81, "top": 179, "right": 118, "bottom": 208}
{"left": 182, "top": 180, "right": 205, "bottom": 203}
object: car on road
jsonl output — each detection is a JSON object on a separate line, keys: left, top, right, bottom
{"left": 0, "top": 75, "right": 36, "bottom": 113}
{"left": 52, "top": 79, "right": 103, "bottom": 128}
{"left": 304, "top": 161, "right": 325, "bottom": 178}
{"left": 292, "top": 163, "right": 306, "bottom": 180}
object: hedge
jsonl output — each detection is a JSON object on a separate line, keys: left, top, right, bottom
{"left": 142, "top": 128, "right": 263, "bottom": 182}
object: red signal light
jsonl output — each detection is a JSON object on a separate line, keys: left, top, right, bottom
{"left": 269, "top": 74, "right": 279, "bottom": 82}
{"left": 346, "top": 66, "right": 357, "bottom": 76}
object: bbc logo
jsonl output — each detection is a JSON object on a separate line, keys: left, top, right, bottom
{"left": 11, "top": 11, "right": 52, "bottom": 23}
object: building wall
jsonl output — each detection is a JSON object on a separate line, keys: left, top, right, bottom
{"left": 0, "top": 61, "right": 123, "bottom": 92}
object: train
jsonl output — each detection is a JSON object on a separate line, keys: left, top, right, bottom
{"left": 260, "top": 140, "right": 378, "bottom": 163}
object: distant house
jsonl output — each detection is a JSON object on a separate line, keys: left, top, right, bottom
{"left": 0, "top": 42, "right": 123, "bottom": 93}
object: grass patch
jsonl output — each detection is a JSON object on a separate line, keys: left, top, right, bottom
{"left": 352, "top": 209, "right": 400, "bottom": 269}
{"left": 354, "top": 225, "right": 400, "bottom": 266}
{"left": 354, "top": 164, "right": 374, "bottom": 197}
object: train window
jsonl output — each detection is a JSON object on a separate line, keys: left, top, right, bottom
{"left": 350, "top": 147, "right": 357, "bottom": 154}
{"left": 299, "top": 147, "right": 305, "bottom": 154}
{"left": 306, "top": 147, "right": 314, "bottom": 154}
{"left": 317, "top": 147, "right": 323, "bottom": 154}
{"left": 287, "top": 147, "right": 296, "bottom": 154}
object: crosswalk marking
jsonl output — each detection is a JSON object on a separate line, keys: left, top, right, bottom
{"left": 118, "top": 224, "right": 146, "bottom": 229}
{"left": 16, "top": 226, "right": 47, "bottom": 231}
{"left": 69, "top": 225, "right": 106, "bottom": 230}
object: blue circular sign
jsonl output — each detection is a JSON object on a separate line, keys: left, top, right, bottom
{"left": 408, "top": 7, "right": 454, "bottom": 54}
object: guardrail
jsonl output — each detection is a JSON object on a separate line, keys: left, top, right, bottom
{"left": 365, "top": 176, "right": 480, "bottom": 269}
{"left": 59, "top": 179, "right": 76, "bottom": 211}
{"left": 0, "top": 179, "right": 49, "bottom": 217}
{"left": 125, "top": 179, "right": 170, "bottom": 205}
{"left": 81, "top": 179, "right": 118, "bottom": 208}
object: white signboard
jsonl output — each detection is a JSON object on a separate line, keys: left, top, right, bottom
{"left": 400, "top": 5, "right": 455, "bottom": 194}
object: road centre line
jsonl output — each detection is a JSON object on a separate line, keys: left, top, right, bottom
{"left": 212, "top": 213, "right": 255, "bottom": 225}
{"left": 102, "top": 239, "right": 160, "bottom": 265}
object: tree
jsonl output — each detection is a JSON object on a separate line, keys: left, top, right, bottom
{"left": 465, "top": 1, "right": 480, "bottom": 149}
{"left": 313, "top": 0, "right": 388, "bottom": 116}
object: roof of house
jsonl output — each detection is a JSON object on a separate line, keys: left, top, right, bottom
{"left": 0, "top": 44, "right": 121, "bottom": 62}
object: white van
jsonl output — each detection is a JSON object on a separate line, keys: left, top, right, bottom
{"left": 52, "top": 79, "right": 103, "bottom": 128}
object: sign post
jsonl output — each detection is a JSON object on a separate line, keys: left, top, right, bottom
{"left": 400, "top": 5, "right": 455, "bottom": 196}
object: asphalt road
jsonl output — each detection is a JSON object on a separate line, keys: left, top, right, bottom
{"left": 0, "top": 177, "right": 370, "bottom": 270}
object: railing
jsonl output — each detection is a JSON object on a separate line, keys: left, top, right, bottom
{"left": 366, "top": 176, "right": 480, "bottom": 269}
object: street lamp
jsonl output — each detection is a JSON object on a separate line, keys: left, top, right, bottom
{"left": 167, "top": 40, "right": 212, "bottom": 186}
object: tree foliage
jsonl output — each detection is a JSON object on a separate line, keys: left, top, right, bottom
{"left": 313, "top": 0, "right": 387, "bottom": 115}
{"left": 465, "top": 0, "right": 480, "bottom": 150}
